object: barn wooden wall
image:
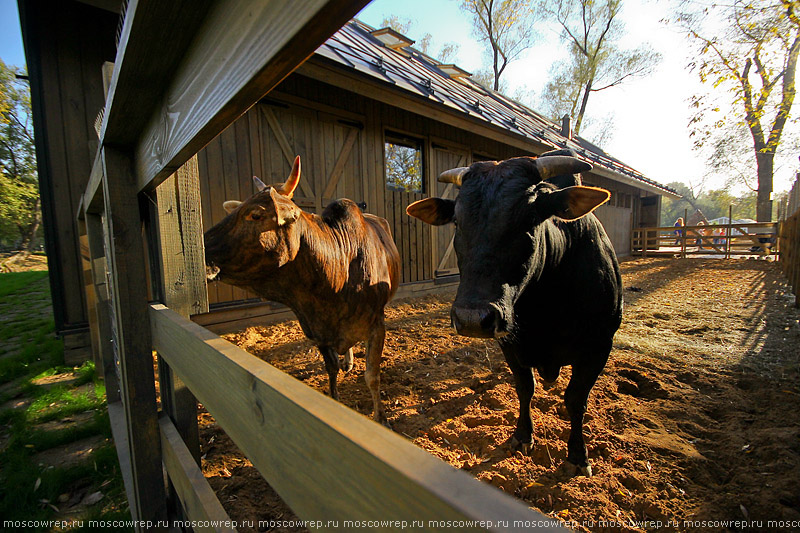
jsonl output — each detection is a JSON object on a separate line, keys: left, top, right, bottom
{"left": 20, "top": 0, "right": 119, "bottom": 354}
{"left": 197, "top": 73, "right": 640, "bottom": 308}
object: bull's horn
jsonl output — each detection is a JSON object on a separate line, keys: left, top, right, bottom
{"left": 534, "top": 156, "right": 592, "bottom": 181}
{"left": 438, "top": 167, "right": 469, "bottom": 187}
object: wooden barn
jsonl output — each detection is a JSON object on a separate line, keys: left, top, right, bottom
{"left": 16, "top": 0, "right": 685, "bottom": 529}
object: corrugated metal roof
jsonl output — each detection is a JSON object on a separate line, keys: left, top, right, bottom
{"left": 314, "top": 20, "right": 677, "bottom": 197}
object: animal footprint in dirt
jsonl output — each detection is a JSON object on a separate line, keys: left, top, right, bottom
{"left": 616, "top": 368, "right": 669, "bottom": 400}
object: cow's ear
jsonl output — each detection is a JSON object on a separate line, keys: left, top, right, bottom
{"left": 269, "top": 188, "right": 301, "bottom": 226}
{"left": 223, "top": 200, "right": 242, "bottom": 214}
{"left": 539, "top": 186, "right": 609, "bottom": 221}
{"left": 406, "top": 197, "right": 455, "bottom": 226}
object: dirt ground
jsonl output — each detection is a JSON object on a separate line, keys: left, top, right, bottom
{"left": 199, "top": 257, "right": 800, "bottom": 532}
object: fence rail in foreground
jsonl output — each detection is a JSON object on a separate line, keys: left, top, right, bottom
{"left": 150, "top": 304, "right": 564, "bottom": 532}
{"left": 779, "top": 212, "right": 800, "bottom": 307}
{"left": 631, "top": 222, "right": 779, "bottom": 259}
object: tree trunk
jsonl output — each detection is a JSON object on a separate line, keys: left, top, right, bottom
{"left": 574, "top": 78, "right": 593, "bottom": 134}
{"left": 755, "top": 150, "right": 774, "bottom": 222}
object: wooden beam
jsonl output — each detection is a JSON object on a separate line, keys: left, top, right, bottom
{"left": 159, "top": 416, "right": 235, "bottom": 533}
{"left": 100, "top": 0, "right": 213, "bottom": 147}
{"left": 261, "top": 107, "right": 314, "bottom": 197}
{"left": 151, "top": 156, "right": 208, "bottom": 464}
{"left": 132, "top": 0, "right": 371, "bottom": 194}
{"left": 150, "top": 304, "right": 564, "bottom": 532}
{"left": 322, "top": 127, "right": 359, "bottom": 199}
{"left": 84, "top": 151, "right": 105, "bottom": 215}
{"left": 101, "top": 146, "right": 167, "bottom": 529}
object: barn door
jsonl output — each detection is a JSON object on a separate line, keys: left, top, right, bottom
{"left": 257, "top": 103, "right": 365, "bottom": 215}
{"left": 430, "top": 145, "right": 469, "bottom": 277}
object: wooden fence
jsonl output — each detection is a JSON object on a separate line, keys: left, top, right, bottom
{"left": 75, "top": 2, "right": 564, "bottom": 531}
{"left": 780, "top": 211, "right": 800, "bottom": 307}
{"left": 631, "top": 222, "right": 779, "bottom": 259}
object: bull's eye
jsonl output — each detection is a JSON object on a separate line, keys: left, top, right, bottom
{"left": 247, "top": 211, "right": 263, "bottom": 221}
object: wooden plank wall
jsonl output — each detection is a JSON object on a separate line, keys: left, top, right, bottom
{"left": 20, "top": 0, "right": 119, "bottom": 336}
{"left": 197, "top": 73, "right": 644, "bottom": 308}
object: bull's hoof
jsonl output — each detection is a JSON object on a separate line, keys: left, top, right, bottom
{"left": 506, "top": 435, "right": 533, "bottom": 455}
{"left": 564, "top": 461, "right": 593, "bottom": 477}
{"left": 341, "top": 349, "right": 354, "bottom": 373}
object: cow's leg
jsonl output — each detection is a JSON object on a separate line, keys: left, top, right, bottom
{"left": 341, "top": 348, "right": 354, "bottom": 373}
{"left": 365, "top": 319, "right": 386, "bottom": 424}
{"left": 564, "top": 347, "right": 609, "bottom": 476}
{"left": 319, "top": 346, "right": 340, "bottom": 401}
{"left": 500, "top": 342, "right": 535, "bottom": 454}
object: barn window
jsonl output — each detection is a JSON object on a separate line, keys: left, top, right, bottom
{"left": 385, "top": 133, "right": 423, "bottom": 193}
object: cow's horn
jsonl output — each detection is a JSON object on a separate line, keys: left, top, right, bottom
{"left": 534, "top": 156, "right": 592, "bottom": 181}
{"left": 438, "top": 167, "right": 469, "bottom": 187}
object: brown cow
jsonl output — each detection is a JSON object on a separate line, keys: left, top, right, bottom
{"left": 204, "top": 156, "right": 401, "bottom": 423}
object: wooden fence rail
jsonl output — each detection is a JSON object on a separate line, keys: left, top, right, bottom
{"left": 151, "top": 304, "right": 562, "bottom": 531}
{"left": 779, "top": 212, "right": 800, "bottom": 307}
{"left": 631, "top": 222, "right": 779, "bottom": 259}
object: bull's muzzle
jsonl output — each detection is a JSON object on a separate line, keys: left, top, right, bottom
{"left": 450, "top": 305, "right": 508, "bottom": 339}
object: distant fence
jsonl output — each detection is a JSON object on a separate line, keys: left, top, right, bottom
{"left": 631, "top": 222, "right": 779, "bottom": 258}
{"left": 780, "top": 211, "right": 800, "bottom": 307}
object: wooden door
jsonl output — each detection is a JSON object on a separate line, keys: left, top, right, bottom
{"left": 430, "top": 146, "right": 469, "bottom": 277}
{"left": 257, "top": 104, "right": 364, "bottom": 215}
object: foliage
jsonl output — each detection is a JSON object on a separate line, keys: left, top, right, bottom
{"left": 671, "top": 0, "right": 800, "bottom": 221}
{"left": 536, "top": 0, "right": 661, "bottom": 136}
{"left": 0, "top": 59, "right": 40, "bottom": 250}
{"left": 458, "top": 0, "right": 537, "bottom": 91}
{"left": 660, "top": 181, "right": 758, "bottom": 225}
{"left": 385, "top": 141, "right": 423, "bottom": 192}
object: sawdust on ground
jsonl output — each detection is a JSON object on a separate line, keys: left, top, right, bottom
{"left": 199, "top": 257, "right": 800, "bottom": 532}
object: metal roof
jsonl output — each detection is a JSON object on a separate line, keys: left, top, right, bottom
{"left": 314, "top": 20, "right": 678, "bottom": 198}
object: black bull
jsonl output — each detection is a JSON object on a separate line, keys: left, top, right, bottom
{"left": 407, "top": 153, "right": 622, "bottom": 475}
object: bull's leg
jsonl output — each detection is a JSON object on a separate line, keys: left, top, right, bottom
{"left": 341, "top": 348, "right": 354, "bottom": 373}
{"left": 319, "top": 346, "right": 340, "bottom": 401}
{"left": 365, "top": 319, "right": 387, "bottom": 424}
{"left": 500, "top": 342, "right": 535, "bottom": 454}
{"left": 564, "top": 348, "right": 609, "bottom": 476}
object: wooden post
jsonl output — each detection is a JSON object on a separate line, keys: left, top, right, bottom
{"left": 150, "top": 154, "right": 208, "bottom": 463}
{"left": 101, "top": 146, "right": 168, "bottom": 529}
{"left": 726, "top": 205, "right": 733, "bottom": 260}
{"left": 84, "top": 212, "right": 120, "bottom": 402}
{"left": 682, "top": 208, "right": 688, "bottom": 258}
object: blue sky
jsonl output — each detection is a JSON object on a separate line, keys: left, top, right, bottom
{"left": 2, "top": 0, "right": 797, "bottom": 194}
{"left": 1, "top": 1, "right": 25, "bottom": 68}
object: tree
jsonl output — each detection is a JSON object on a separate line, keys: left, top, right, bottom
{"left": 538, "top": 0, "right": 661, "bottom": 135}
{"left": 673, "top": 0, "right": 800, "bottom": 222}
{"left": 380, "top": 16, "right": 461, "bottom": 63}
{"left": 0, "top": 59, "right": 40, "bottom": 251}
{"left": 459, "top": 0, "right": 536, "bottom": 91}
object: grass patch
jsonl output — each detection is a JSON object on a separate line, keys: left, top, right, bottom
{"left": 0, "top": 270, "right": 49, "bottom": 298}
{"left": 0, "top": 269, "right": 132, "bottom": 530}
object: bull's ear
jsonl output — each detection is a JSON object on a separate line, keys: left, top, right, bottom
{"left": 539, "top": 186, "right": 610, "bottom": 221}
{"left": 406, "top": 197, "right": 455, "bottom": 226}
{"left": 223, "top": 200, "right": 242, "bottom": 214}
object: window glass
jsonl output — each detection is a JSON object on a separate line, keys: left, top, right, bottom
{"left": 385, "top": 134, "right": 423, "bottom": 192}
